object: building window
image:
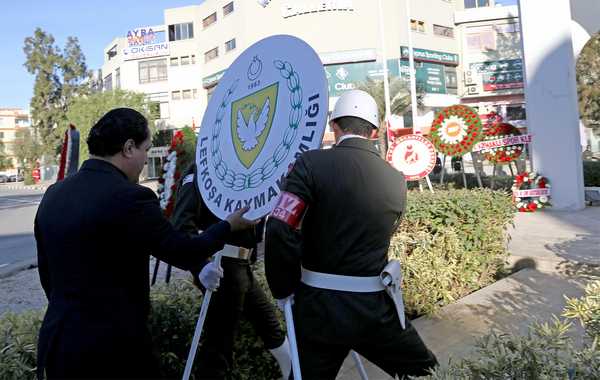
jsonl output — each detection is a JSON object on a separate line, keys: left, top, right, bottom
{"left": 445, "top": 68, "right": 458, "bottom": 95}
{"left": 107, "top": 45, "right": 117, "bottom": 60}
{"left": 191, "top": 55, "right": 196, "bottom": 64}
{"left": 139, "top": 59, "right": 168, "bottom": 84}
{"left": 170, "top": 57, "right": 179, "bottom": 66}
{"left": 115, "top": 68, "right": 121, "bottom": 89}
{"left": 181, "top": 56, "right": 190, "bottom": 65}
{"left": 465, "top": 0, "right": 489, "bottom": 8}
{"left": 507, "top": 105, "right": 526, "bottom": 120}
{"left": 410, "top": 19, "right": 426, "bottom": 33}
{"left": 182, "top": 89, "right": 192, "bottom": 99}
{"left": 225, "top": 38, "right": 236, "bottom": 52}
{"left": 203, "top": 13, "right": 217, "bottom": 28}
{"left": 466, "top": 27, "right": 496, "bottom": 51}
{"left": 168, "top": 22, "right": 194, "bottom": 41}
{"left": 103, "top": 73, "right": 113, "bottom": 91}
{"left": 0, "top": 132, "right": 4, "bottom": 139}
{"left": 223, "top": 2, "right": 234, "bottom": 16}
{"left": 172, "top": 91, "right": 181, "bottom": 100}
{"left": 433, "top": 24, "right": 454, "bottom": 38}
{"left": 205, "top": 47, "right": 219, "bottom": 62}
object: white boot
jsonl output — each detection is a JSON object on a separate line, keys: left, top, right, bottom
{"left": 269, "top": 336, "right": 292, "bottom": 379}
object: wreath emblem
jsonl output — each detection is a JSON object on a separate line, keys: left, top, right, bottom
{"left": 430, "top": 105, "right": 483, "bottom": 157}
{"left": 481, "top": 122, "right": 525, "bottom": 164}
{"left": 512, "top": 171, "right": 551, "bottom": 212}
{"left": 158, "top": 129, "right": 196, "bottom": 217}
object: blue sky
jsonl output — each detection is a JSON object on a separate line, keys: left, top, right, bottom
{"left": 0, "top": 0, "right": 201, "bottom": 110}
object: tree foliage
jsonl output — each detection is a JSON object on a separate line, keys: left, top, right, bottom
{"left": 13, "top": 129, "right": 43, "bottom": 183}
{"left": 0, "top": 142, "right": 11, "bottom": 171}
{"left": 66, "top": 90, "right": 156, "bottom": 162}
{"left": 23, "top": 28, "right": 90, "bottom": 160}
{"left": 577, "top": 32, "right": 600, "bottom": 131}
{"left": 357, "top": 76, "right": 423, "bottom": 155}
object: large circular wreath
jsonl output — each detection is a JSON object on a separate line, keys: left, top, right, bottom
{"left": 512, "top": 171, "right": 551, "bottom": 212}
{"left": 430, "top": 105, "right": 483, "bottom": 157}
{"left": 481, "top": 122, "right": 524, "bottom": 164}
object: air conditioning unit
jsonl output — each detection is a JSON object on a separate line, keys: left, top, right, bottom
{"left": 467, "top": 86, "right": 479, "bottom": 95}
{"left": 464, "top": 71, "right": 475, "bottom": 85}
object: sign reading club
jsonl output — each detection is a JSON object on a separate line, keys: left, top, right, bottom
{"left": 196, "top": 35, "right": 328, "bottom": 220}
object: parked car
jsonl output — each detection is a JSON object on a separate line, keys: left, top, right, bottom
{"left": 0, "top": 174, "right": 7, "bottom": 183}
{"left": 8, "top": 174, "right": 24, "bottom": 182}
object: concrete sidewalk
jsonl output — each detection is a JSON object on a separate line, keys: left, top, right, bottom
{"left": 337, "top": 207, "right": 600, "bottom": 380}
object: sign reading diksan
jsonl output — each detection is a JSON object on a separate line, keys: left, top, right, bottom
{"left": 196, "top": 35, "right": 328, "bottom": 220}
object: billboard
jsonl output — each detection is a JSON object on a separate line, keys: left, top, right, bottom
{"left": 123, "top": 26, "right": 169, "bottom": 60}
{"left": 470, "top": 59, "right": 524, "bottom": 92}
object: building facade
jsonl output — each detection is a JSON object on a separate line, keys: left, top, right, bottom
{"left": 0, "top": 108, "right": 31, "bottom": 175}
{"left": 101, "top": 0, "right": 495, "bottom": 141}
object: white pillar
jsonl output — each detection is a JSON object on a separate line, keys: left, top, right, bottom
{"left": 518, "top": 0, "right": 585, "bottom": 210}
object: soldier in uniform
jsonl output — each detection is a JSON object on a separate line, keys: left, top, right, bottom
{"left": 171, "top": 164, "right": 291, "bottom": 380}
{"left": 265, "top": 90, "right": 438, "bottom": 379}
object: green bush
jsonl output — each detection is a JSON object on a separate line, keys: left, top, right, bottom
{"left": 422, "top": 173, "right": 515, "bottom": 191}
{"left": 394, "top": 189, "right": 515, "bottom": 317}
{"left": 421, "top": 280, "right": 600, "bottom": 380}
{"left": 148, "top": 276, "right": 282, "bottom": 380}
{"left": 584, "top": 160, "right": 600, "bottom": 187}
{"left": 0, "top": 310, "right": 42, "bottom": 380}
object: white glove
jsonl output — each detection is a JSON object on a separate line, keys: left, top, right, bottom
{"left": 199, "top": 260, "right": 224, "bottom": 291}
{"left": 276, "top": 295, "right": 294, "bottom": 312}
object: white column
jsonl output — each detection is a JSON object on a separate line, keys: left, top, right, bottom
{"left": 518, "top": 0, "right": 585, "bottom": 210}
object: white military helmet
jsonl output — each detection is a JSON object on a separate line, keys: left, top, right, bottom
{"left": 330, "top": 90, "right": 379, "bottom": 129}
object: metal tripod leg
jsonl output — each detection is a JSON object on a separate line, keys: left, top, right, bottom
{"left": 182, "top": 253, "right": 222, "bottom": 380}
{"left": 284, "top": 299, "right": 302, "bottom": 380}
{"left": 351, "top": 351, "right": 369, "bottom": 380}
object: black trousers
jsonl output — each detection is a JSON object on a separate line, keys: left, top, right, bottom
{"left": 195, "top": 258, "right": 284, "bottom": 379}
{"left": 292, "top": 284, "right": 438, "bottom": 380}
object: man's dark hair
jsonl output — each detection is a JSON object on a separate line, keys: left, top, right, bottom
{"left": 333, "top": 116, "right": 374, "bottom": 137}
{"left": 87, "top": 108, "right": 149, "bottom": 157}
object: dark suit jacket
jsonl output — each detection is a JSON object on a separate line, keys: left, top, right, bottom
{"left": 35, "top": 159, "right": 231, "bottom": 379}
{"left": 265, "top": 137, "right": 407, "bottom": 299}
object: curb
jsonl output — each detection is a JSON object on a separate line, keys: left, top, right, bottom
{"left": 0, "top": 184, "right": 49, "bottom": 191}
{"left": 0, "top": 258, "right": 38, "bottom": 279}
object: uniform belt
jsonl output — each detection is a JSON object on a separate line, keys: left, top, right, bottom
{"left": 300, "top": 267, "right": 385, "bottom": 292}
{"left": 220, "top": 244, "right": 251, "bottom": 260}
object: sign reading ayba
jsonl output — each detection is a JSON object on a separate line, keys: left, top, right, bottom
{"left": 196, "top": 35, "right": 328, "bottom": 220}
{"left": 123, "top": 26, "right": 169, "bottom": 60}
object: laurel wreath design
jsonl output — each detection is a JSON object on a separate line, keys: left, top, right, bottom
{"left": 210, "top": 60, "right": 303, "bottom": 191}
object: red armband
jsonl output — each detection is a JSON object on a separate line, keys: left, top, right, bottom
{"left": 270, "top": 192, "right": 306, "bottom": 229}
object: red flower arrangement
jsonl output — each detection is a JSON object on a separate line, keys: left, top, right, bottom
{"left": 481, "top": 122, "right": 525, "bottom": 164}
{"left": 429, "top": 105, "right": 483, "bottom": 157}
{"left": 512, "top": 172, "right": 551, "bottom": 212}
{"left": 158, "top": 129, "right": 195, "bottom": 218}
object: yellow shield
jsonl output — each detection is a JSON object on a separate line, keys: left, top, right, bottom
{"left": 230, "top": 83, "right": 279, "bottom": 168}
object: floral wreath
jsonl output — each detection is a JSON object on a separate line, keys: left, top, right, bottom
{"left": 481, "top": 122, "right": 525, "bottom": 164}
{"left": 512, "top": 171, "right": 551, "bottom": 212}
{"left": 157, "top": 129, "right": 196, "bottom": 218}
{"left": 429, "top": 105, "right": 483, "bottom": 157}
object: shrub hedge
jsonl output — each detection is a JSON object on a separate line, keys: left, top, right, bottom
{"left": 584, "top": 160, "right": 600, "bottom": 187}
{"left": 0, "top": 189, "right": 515, "bottom": 379}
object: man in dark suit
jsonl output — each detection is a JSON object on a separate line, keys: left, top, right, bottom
{"left": 34, "top": 108, "right": 256, "bottom": 379}
{"left": 265, "top": 90, "right": 437, "bottom": 379}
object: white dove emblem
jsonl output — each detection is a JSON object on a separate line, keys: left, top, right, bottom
{"left": 236, "top": 98, "right": 270, "bottom": 151}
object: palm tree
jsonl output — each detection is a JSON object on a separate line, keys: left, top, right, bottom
{"left": 358, "top": 76, "right": 424, "bottom": 155}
